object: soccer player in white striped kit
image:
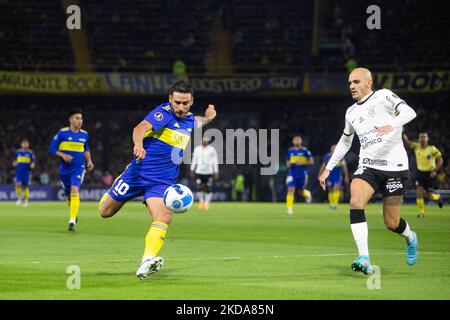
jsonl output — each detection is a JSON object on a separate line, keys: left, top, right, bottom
{"left": 190, "top": 137, "right": 219, "bottom": 210}
{"left": 319, "top": 68, "right": 418, "bottom": 274}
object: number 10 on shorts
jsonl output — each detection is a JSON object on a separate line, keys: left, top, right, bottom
{"left": 114, "top": 179, "right": 129, "bottom": 195}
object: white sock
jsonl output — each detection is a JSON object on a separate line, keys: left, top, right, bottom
{"left": 401, "top": 222, "right": 414, "bottom": 243}
{"left": 205, "top": 193, "right": 213, "bottom": 203}
{"left": 197, "top": 191, "right": 204, "bottom": 202}
{"left": 69, "top": 218, "right": 76, "bottom": 224}
{"left": 351, "top": 222, "right": 369, "bottom": 257}
{"left": 142, "top": 255, "right": 154, "bottom": 263}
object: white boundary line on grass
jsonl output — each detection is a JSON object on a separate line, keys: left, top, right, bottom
{"left": 0, "top": 251, "right": 448, "bottom": 265}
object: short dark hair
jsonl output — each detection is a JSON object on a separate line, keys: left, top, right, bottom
{"left": 169, "top": 80, "right": 194, "bottom": 96}
{"left": 293, "top": 134, "right": 302, "bottom": 139}
{"left": 69, "top": 110, "right": 82, "bottom": 118}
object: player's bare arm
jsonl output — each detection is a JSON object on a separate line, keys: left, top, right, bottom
{"left": 195, "top": 104, "right": 216, "bottom": 129}
{"left": 317, "top": 163, "right": 326, "bottom": 180}
{"left": 343, "top": 162, "right": 350, "bottom": 185}
{"left": 133, "top": 119, "right": 153, "bottom": 160}
{"left": 431, "top": 156, "right": 443, "bottom": 178}
{"left": 55, "top": 150, "right": 73, "bottom": 163}
{"left": 84, "top": 151, "right": 94, "bottom": 171}
{"left": 319, "top": 133, "right": 354, "bottom": 191}
{"left": 402, "top": 130, "right": 413, "bottom": 147}
{"left": 12, "top": 160, "right": 18, "bottom": 167}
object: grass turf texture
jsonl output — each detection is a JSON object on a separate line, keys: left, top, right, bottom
{"left": 0, "top": 201, "right": 449, "bottom": 299}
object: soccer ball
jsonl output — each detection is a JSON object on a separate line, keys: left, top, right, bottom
{"left": 163, "top": 184, "right": 193, "bottom": 213}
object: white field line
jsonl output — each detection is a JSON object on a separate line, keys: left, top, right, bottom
{"left": 0, "top": 251, "right": 448, "bottom": 265}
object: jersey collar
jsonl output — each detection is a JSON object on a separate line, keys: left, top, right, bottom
{"left": 357, "top": 91, "right": 374, "bottom": 105}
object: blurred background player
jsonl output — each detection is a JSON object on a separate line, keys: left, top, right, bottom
{"left": 286, "top": 135, "right": 314, "bottom": 215}
{"left": 318, "top": 144, "right": 349, "bottom": 210}
{"left": 190, "top": 136, "right": 219, "bottom": 210}
{"left": 48, "top": 110, "right": 94, "bottom": 231}
{"left": 12, "top": 139, "right": 35, "bottom": 207}
{"left": 403, "top": 131, "right": 444, "bottom": 218}
{"left": 98, "top": 81, "right": 216, "bottom": 279}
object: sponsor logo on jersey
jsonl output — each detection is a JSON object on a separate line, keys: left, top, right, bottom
{"left": 362, "top": 158, "right": 388, "bottom": 167}
{"left": 154, "top": 112, "right": 164, "bottom": 121}
{"left": 360, "top": 136, "right": 383, "bottom": 150}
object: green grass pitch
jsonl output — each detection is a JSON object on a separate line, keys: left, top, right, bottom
{"left": 1, "top": 201, "right": 449, "bottom": 299}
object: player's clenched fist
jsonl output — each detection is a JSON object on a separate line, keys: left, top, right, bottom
{"left": 205, "top": 104, "right": 216, "bottom": 120}
{"left": 318, "top": 169, "right": 330, "bottom": 191}
{"left": 134, "top": 145, "right": 146, "bottom": 160}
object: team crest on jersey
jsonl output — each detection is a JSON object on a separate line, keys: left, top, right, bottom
{"left": 154, "top": 112, "right": 164, "bottom": 121}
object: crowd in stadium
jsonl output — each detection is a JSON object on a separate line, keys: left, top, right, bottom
{"left": 1, "top": 0, "right": 448, "bottom": 72}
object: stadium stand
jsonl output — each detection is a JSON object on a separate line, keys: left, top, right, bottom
{"left": 318, "top": 0, "right": 450, "bottom": 71}
{"left": 82, "top": 0, "right": 213, "bottom": 73}
{"left": 0, "top": 0, "right": 75, "bottom": 71}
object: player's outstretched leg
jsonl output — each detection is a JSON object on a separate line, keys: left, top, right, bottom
{"left": 99, "top": 193, "right": 124, "bottom": 218}
{"left": 15, "top": 182, "right": 22, "bottom": 205}
{"left": 428, "top": 191, "right": 444, "bottom": 209}
{"left": 349, "top": 178, "right": 374, "bottom": 274}
{"left": 350, "top": 209, "right": 372, "bottom": 274}
{"left": 136, "top": 197, "right": 172, "bottom": 279}
{"left": 23, "top": 187, "right": 29, "bottom": 207}
{"left": 68, "top": 187, "right": 80, "bottom": 231}
{"left": 286, "top": 186, "right": 295, "bottom": 215}
{"left": 384, "top": 196, "right": 418, "bottom": 266}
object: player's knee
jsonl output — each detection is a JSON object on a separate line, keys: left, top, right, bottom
{"left": 99, "top": 205, "right": 114, "bottom": 218}
{"left": 349, "top": 197, "right": 365, "bottom": 209}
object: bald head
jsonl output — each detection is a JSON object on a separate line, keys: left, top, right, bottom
{"left": 348, "top": 67, "right": 373, "bottom": 101}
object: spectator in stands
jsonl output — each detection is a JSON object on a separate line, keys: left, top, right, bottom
{"left": 102, "top": 171, "right": 114, "bottom": 187}
{"left": 173, "top": 59, "right": 187, "bottom": 77}
{"left": 344, "top": 57, "right": 358, "bottom": 73}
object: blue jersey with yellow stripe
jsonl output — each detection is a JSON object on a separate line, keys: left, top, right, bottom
{"left": 287, "top": 147, "right": 312, "bottom": 176}
{"left": 131, "top": 102, "right": 196, "bottom": 183}
{"left": 15, "top": 149, "right": 35, "bottom": 174}
{"left": 323, "top": 153, "right": 345, "bottom": 182}
{"left": 48, "top": 127, "right": 89, "bottom": 174}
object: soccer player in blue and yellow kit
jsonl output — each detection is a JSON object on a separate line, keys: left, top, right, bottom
{"left": 49, "top": 110, "right": 94, "bottom": 231}
{"left": 98, "top": 81, "right": 216, "bottom": 279}
{"left": 13, "top": 139, "right": 35, "bottom": 207}
{"left": 318, "top": 144, "right": 349, "bottom": 210}
{"left": 286, "top": 135, "right": 314, "bottom": 215}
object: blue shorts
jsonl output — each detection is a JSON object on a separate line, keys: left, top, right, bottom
{"left": 327, "top": 176, "right": 343, "bottom": 188}
{"left": 108, "top": 165, "right": 174, "bottom": 203}
{"left": 286, "top": 172, "right": 308, "bottom": 189}
{"left": 60, "top": 168, "right": 85, "bottom": 196}
{"left": 15, "top": 171, "right": 30, "bottom": 187}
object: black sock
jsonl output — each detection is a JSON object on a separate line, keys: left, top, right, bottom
{"left": 350, "top": 209, "right": 366, "bottom": 224}
{"left": 392, "top": 218, "right": 407, "bottom": 234}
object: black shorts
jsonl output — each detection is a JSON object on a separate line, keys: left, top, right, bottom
{"left": 195, "top": 174, "right": 213, "bottom": 191}
{"left": 415, "top": 170, "right": 436, "bottom": 191}
{"left": 352, "top": 167, "right": 409, "bottom": 197}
